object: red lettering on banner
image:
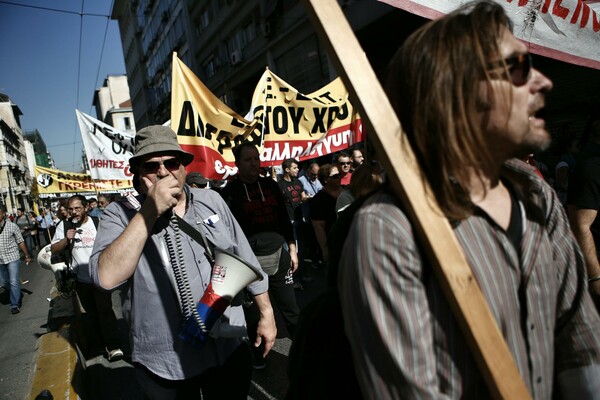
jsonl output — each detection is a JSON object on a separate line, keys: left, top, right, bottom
{"left": 570, "top": 1, "right": 590, "bottom": 27}
{"left": 538, "top": 0, "right": 600, "bottom": 29}
{"left": 542, "top": 0, "right": 551, "bottom": 14}
{"left": 506, "top": 0, "right": 528, "bottom": 5}
{"left": 58, "top": 181, "right": 96, "bottom": 191}
{"left": 90, "top": 159, "right": 128, "bottom": 169}
{"left": 553, "top": 0, "right": 570, "bottom": 19}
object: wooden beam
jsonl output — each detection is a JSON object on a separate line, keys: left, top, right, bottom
{"left": 301, "top": 1, "right": 531, "bottom": 398}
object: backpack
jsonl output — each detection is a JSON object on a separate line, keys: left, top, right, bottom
{"left": 285, "top": 188, "right": 384, "bottom": 400}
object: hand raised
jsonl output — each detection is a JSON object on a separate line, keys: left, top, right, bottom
{"left": 141, "top": 175, "right": 183, "bottom": 218}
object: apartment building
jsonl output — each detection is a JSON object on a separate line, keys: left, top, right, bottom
{"left": 0, "top": 93, "right": 32, "bottom": 212}
{"left": 23, "top": 129, "right": 53, "bottom": 169}
{"left": 111, "top": 0, "right": 600, "bottom": 173}
{"left": 110, "top": 0, "right": 407, "bottom": 129}
{"left": 93, "top": 74, "right": 136, "bottom": 133}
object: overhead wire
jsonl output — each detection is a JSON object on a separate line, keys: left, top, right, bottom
{"left": 89, "top": 0, "right": 114, "bottom": 116}
{"left": 0, "top": 0, "right": 116, "bottom": 172}
{"left": 0, "top": 1, "right": 109, "bottom": 17}
{"left": 72, "top": 0, "right": 85, "bottom": 169}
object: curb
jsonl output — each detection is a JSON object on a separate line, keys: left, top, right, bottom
{"left": 28, "top": 289, "right": 85, "bottom": 400}
{"left": 29, "top": 326, "right": 81, "bottom": 399}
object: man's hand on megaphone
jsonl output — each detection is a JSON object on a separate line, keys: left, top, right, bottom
{"left": 66, "top": 228, "right": 77, "bottom": 240}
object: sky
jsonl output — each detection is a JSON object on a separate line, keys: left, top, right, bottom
{"left": 0, "top": 0, "right": 126, "bottom": 172}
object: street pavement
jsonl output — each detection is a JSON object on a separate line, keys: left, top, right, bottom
{"left": 0, "top": 250, "right": 56, "bottom": 400}
{"left": 1, "top": 248, "right": 329, "bottom": 400}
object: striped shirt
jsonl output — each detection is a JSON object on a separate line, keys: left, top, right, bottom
{"left": 338, "top": 159, "right": 600, "bottom": 399}
{"left": 0, "top": 219, "right": 24, "bottom": 264}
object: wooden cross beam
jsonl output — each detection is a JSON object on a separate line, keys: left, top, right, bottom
{"left": 301, "top": 0, "right": 531, "bottom": 398}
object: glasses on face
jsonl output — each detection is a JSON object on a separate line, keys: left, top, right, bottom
{"left": 309, "top": 173, "right": 318, "bottom": 178}
{"left": 339, "top": 161, "right": 352, "bottom": 166}
{"left": 141, "top": 158, "right": 182, "bottom": 174}
{"left": 490, "top": 53, "right": 532, "bottom": 87}
{"left": 68, "top": 206, "right": 84, "bottom": 212}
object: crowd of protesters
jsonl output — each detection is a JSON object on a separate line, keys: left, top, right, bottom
{"left": 3, "top": 4, "right": 600, "bottom": 394}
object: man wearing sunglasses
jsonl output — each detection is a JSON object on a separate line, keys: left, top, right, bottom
{"left": 336, "top": 152, "right": 353, "bottom": 188}
{"left": 89, "top": 125, "right": 276, "bottom": 399}
{"left": 337, "top": 1, "right": 600, "bottom": 398}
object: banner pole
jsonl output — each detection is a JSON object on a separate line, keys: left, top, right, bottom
{"left": 301, "top": 0, "right": 531, "bottom": 398}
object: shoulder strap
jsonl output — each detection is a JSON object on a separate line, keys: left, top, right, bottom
{"left": 174, "top": 215, "right": 216, "bottom": 264}
{"left": 90, "top": 216, "right": 99, "bottom": 229}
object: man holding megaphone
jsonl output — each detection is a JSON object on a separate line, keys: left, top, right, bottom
{"left": 51, "top": 195, "right": 123, "bottom": 362}
{"left": 90, "top": 125, "right": 276, "bottom": 399}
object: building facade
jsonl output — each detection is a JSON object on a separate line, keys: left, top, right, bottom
{"left": 93, "top": 74, "right": 136, "bottom": 133}
{"left": 23, "top": 129, "right": 54, "bottom": 169}
{"left": 0, "top": 93, "right": 32, "bottom": 213}
{"left": 110, "top": 0, "right": 600, "bottom": 176}
{"left": 110, "top": 0, "right": 403, "bottom": 129}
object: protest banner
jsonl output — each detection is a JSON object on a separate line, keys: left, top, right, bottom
{"left": 247, "top": 69, "right": 363, "bottom": 165}
{"left": 170, "top": 52, "right": 254, "bottom": 180}
{"left": 170, "top": 53, "right": 362, "bottom": 180}
{"left": 76, "top": 109, "right": 135, "bottom": 180}
{"left": 35, "top": 166, "right": 133, "bottom": 198}
{"left": 379, "top": 0, "right": 600, "bottom": 69}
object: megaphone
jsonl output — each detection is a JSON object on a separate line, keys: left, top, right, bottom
{"left": 37, "top": 244, "right": 67, "bottom": 275}
{"left": 179, "top": 247, "right": 264, "bottom": 347}
{"left": 37, "top": 244, "right": 75, "bottom": 296}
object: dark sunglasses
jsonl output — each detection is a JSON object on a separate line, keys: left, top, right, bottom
{"left": 339, "top": 161, "right": 352, "bottom": 166}
{"left": 329, "top": 173, "right": 341, "bottom": 179}
{"left": 141, "top": 158, "right": 182, "bottom": 173}
{"left": 489, "top": 53, "right": 532, "bottom": 87}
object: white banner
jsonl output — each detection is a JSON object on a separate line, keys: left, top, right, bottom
{"left": 379, "top": 0, "right": 600, "bottom": 69}
{"left": 76, "top": 110, "right": 136, "bottom": 180}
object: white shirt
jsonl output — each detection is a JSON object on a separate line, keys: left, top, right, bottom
{"left": 52, "top": 217, "right": 96, "bottom": 283}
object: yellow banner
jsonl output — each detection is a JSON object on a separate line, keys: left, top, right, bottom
{"left": 248, "top": 69, "right": 362, "bottom": 165}
{"left": 170, "top": 53, "right": 362, "bottom": 180}
{"left": 35, "top": 166, "right": 133, "bottom": 198}
{"left": 171, "top": 52, "right": 255, "bottom": 180}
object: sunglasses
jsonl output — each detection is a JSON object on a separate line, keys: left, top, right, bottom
{"left": 489, "top": 53, "right": 532, "bottom": 87}
{"left": 141, "top": 158, "right": 182, "bottom": 174}
{"left": 339, "top": 161, "right": 352, "bottom": 166}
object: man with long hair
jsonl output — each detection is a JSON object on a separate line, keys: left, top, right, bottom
{"left": 338, "top": 1, "right": 600, "bottom": 398}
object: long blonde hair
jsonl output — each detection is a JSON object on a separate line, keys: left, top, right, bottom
{"left": 386, "top": 1, "right": 511, "bottom": 220}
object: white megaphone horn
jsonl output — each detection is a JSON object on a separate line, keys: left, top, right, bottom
{"left": 38, "top": 244, "right": 76, "bottom": 295}
{"left": 37, "top": 244, "right": 68, "bottom": 275}
{"left": 179, "top": 247, "right": 264, "bottom": 346}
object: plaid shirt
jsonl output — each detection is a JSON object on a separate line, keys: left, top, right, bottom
{"left": 0, "top": 218, "right": 24, "bottom": 264}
